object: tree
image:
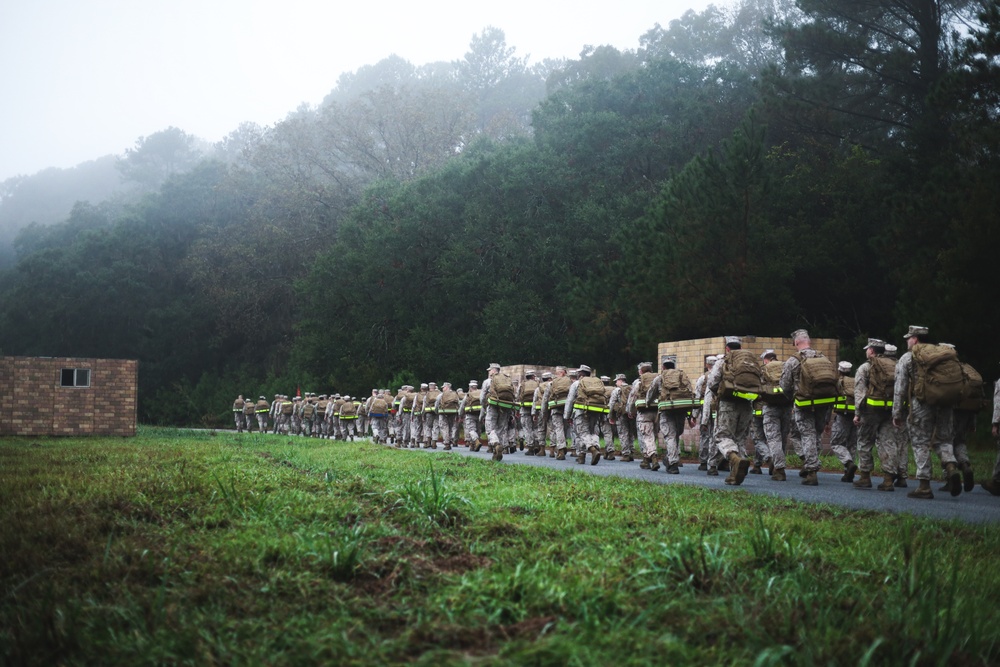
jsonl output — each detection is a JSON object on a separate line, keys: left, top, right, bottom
{"left": 116, "top": 127, "right": 204, "bottom": 191}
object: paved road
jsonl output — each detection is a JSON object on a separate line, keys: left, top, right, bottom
{"left": 400, "top": 444, "right": 1000, "bottom": 525}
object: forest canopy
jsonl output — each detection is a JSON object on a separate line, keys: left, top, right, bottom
{"left": 1, "top": 2, "right": 997, "bottom": 426}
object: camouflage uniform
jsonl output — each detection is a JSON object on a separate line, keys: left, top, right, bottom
{"left": 411, "top": 385, "right": 428, "bottom": 446}
{"left": 608, "top": 375, "right": 634, "bottom": 459}
{"left": 435, "top": 383, "right": 461, "bottom": 449}
{"left": 459, "top": 383, "right": 482, "bottom": 449}
{"left": 339, "top": 397, "right": 359, "bottom": 439}
{"left": 518, "top": 372, "right": 540, "bottom": 453}
{"left": 300, "top": 397, "right": 317, "bottom": 437}
{"left": 532, "top": 375, "right": 551, "bottom": 455}
{"left": 564, "top": 366, "right": 602, "bottom": 464}
{"left": 598, "top": 377, "right": 616, "bottom": 455}
{"left": 892, "top": 342, "right": 959, "bottom": 483}
{"left": 705, "top": 351, "right": 754, "bottom": 475}
{"left": 853, "top": 353, "right": 898, "bottom": 478}
{"left": 647, "top": 368, "right": 695, "bottom": 470}
{"left": 693, "top": 363, "right": 717, "bottom": 469}
{"left": 368, "top": 393, "right": 390, "bottom": 444}
{"left": 541, "top": 368, "right": 572, "bottom": 455}
{"left": 482, "top": 365, "right": 516, "bottom": 459}
{"left": 422, "top": 383, "right": 441, "bottom": 447}
{"left": 829, "top": 364, "right": 858, "bottom": 472}
{"left": 628, "top": 364, "right": 659, "bottom": 465}
{"left": 991, "top": 378, "right": 1000, "bottom": 484}
{"left": 780, "top": 342, "right": 832, "bottom": 475}
{"left": 255, "top": 397, "right": 270, "bottom": 432}
{"left": 233, "top": 396, "right": 247, "bottom": 432}
{"left": 276, "top": 396, "right": 294, "bottom": 434}
{"left": 398, "top": 388, "right": 415, "bottom": 447}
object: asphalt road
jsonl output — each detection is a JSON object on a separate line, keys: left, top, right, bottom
{"left": 397, "top": 443, "right": 1000, "bottom": 525}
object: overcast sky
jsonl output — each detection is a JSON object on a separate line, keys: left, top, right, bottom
{"left": 0, "top": 0, "right": 719, "bottom": 183}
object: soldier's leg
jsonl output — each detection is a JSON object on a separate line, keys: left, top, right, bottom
{"left": 763, "top": 405, "right": 787, "bottom": 476}
{"left": 636, "top": 413, "right": 658, "bottom": 469}
{"left": 751, "top": 414, "right": 769, "bottom": 466}
{"left": 548, "top": 409, "right": 567, "bottom": 453}
{"left": 618, "top": 418, "right": 635, "bottom": 458}
{"left": 829, "top": 415, "right": 855, "bottom": 468}
{"left": 794, "top": 407, "right": 823, "bottom": 472}
{"left": 658, "top": 411, "right": 683, "bottom": 468}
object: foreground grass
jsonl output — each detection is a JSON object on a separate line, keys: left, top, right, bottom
{"left": 2, "top": 429, "right": 999, "bottom": 666}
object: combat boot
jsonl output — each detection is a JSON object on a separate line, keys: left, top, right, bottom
{"left": 877, "top": 474, "right": 895, "bottom": 491}
{"left": 750, "top": 463, "right": 762, "bottom": 475}
{"left": 853, "top": 471, "right": 872, "bottom": 489}
{"left": 492, "top": 449, "right": 503, "bottom": 462}
{"left": 621, "top": 453, "right": 634, "bottom": 462}
{"left": 893, "top": 474, "right": 908, "bottom": 488}
{"left": 961, "top": 462, "right": 975, "bottom": 492}
{"left": 698, "top": 462, "right": 708, "bottom": 471}
{"left": 841, "top": 461, "right": 858, "bottom": 483}
{"left": 588, "top": 446, "right": 601, "bottom": 466}
{"left": 555, "top": 449, "right": 566, "bottom": 461}
{"left": 524, "top": 447, "right": 534, "bottom": 456}
{"left": 766, "top": 458, "right": 774, "bottom": 476}
{"left": 945, "top": 462, "right": 962, "bottom": 497}
{"left": 604, "top": 451, "right": 616, "bottom": 461}
{"left": 770, "top": 468, "right": 786, "bottom": 482}
{"left": 443, "top": 444, "right": 452, "bottom": 450}
{"left": 801, "top": 471, "right": 818, "bottom": 486}
{"left": 650, "top": 455, "right": 661, "bottom": 472}
{"left": 667, "top": 463, "right": 680, "bottom": 474}
{"left": 981, "top": 478, "right": 1000, "bottom": 496}
{"left": 548, "top": 447, "right": 556, "bottom": 458}
{"left": 707, "top": 465, "right": 718, "bottom": 477}
{"left": 640, "top": 457, "right": 652, "bottom": 470}
{"left": 576, "top": 449, "right": 587, "bottom": 464}
{"left": 725, "top": 452, "right": 749, "bottom": 486}
{"left": 907, "top": 479, "right": 934, "bottom": 500}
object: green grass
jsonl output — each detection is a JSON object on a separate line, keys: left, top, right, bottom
{"left": 2, "top": 427, "right": 999, "bottom": 665}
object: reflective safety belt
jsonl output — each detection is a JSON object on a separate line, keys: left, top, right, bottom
{"left": 794, "top": 397, "right": 836, "bottom": 407}
{"left": 658, "top": 398, "right": 698, "bottom": 411}
{"left": 488, "top": 398, "right": 517, "bottom": 409}
{"left": 731, "top": 391, "right": 759, "bottom": 402}
{"left": 572, "top": 403, "right": 610, "bottom": 414}
{"left": 865, "top": 397, "right": 893, "bottom": 409}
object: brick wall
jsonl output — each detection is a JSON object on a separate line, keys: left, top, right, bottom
{"left": 656, "top": 335, "right": 839, "bottom": 379}
{"left": 0, "top": 357, "right": 138, "bottom": 437}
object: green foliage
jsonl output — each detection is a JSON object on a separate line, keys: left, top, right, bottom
{"left": 4, "top": 433, "right": 1000, "bottom": 665}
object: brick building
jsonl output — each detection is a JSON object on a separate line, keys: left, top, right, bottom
{"left": 0, "top": 356, "right": 138, "bottom": 437}
{"left": 656, "top": 335, "right": 839, "bottom": 379}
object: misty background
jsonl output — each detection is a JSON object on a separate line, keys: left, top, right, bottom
{"left": 0, "top": 0, "right": 997, "bottom": 427}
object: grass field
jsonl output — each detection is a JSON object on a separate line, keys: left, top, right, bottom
{"left": 3, "top": 428, "right": 999, "bottom": 665}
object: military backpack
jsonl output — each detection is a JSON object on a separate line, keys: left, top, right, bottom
{"left": 911, "top": 343, "right": 965, "bottom": 407}
{"left": 793, "top": 353, "right": 838, "bottom": 406}
{"left": 577, "top": 376, "right": 608, "bottom": 411}
{"left": 759, "top": 361, "right": 788, "bottom": 405}
{"left": 719, "top": 350, "right": 763, "bottom": 400}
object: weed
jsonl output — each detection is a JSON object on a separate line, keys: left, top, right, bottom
{"left": 382, "top": 462, "right": 473, "bottom": 527}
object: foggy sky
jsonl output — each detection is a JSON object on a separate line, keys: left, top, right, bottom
{"left": 0, "top": 0, "right": 718, "bottom": 183}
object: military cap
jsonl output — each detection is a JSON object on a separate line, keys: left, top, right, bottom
{"left": 724, "top": 335, "right": 741, "bottom": 345}
{"left": 903, "top": 325, "right": 929, "bottom": 338}
{"left": 600, "top": 375, "right": 610, "bottom": 382}
{"left": 487, "top": 362, "right": 501, "bottom": 371}
{"left": 469, "top": 380, "right": 479, "bottom": 387}
{"left": 568, "top": 369, "right": 579, "bottom": 377}
{"left": 442, "top": 381, "right": 452, "bottom": 388}
{"left": 614, "top": 373, "right": 626, "bottom": 381}
{"left": 706, "top": 355, "right": 718, "bottom": 364}
{"left": 885, "top": 344, "right": 898, "bottom": 357}
{"left": 838, "top": 361, "right": 853, "bottom": 372}
{"left": 555, "top": 365, "right": 567, "bottom": 372}
{"left": 638, "top": 361, "right": 652, "bottom": 370}
{"left": 259, "top": 395, "right": 266, "bottom": 400}
{"left": 791, "top": 329, "right": 810, "bottom": 340}
{"left": 420, "top": 383, "right": 428, "bottom": 389}
{"left": 863, "top": 338, "right": 886, "bottom": 350}
{"left": 428, "top": 381, "right": 437, "bottom": 387}
{"left": 524, "top": 369, "right": 537, "bottom": 377}
{"left": 577, "top": 364, "right": 593, "bottom": 374}
{"left": 760, "top": 349, "right": 777, "bottom": 359}
{"left": 541, "top": 372, "right": 553, "bottom": 380}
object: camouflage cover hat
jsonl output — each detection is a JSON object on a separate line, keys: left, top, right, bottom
{"left": 838, "top": 361, "right": 853, "bottom": 372}
{"left": 724, "top": 335, "right": 741, "bottom": 345}
{"left": 577, "top": 364, "right": 592, "bottom": 374}
{"left": 706, "top": 355, "right": 718, "bottom": 364}
{"left": 637, "top": 361, "right": 652, "bottom": 370}
{"left": 791, "top": 328, "right": 809, "bottom": 340}
{"left": 442, "top": 381, "right": 452, "bottom": 387}
{"left": 541, "top": 372, "right": 552, "bottom": 380}
{"left": 555, "top": 365, "right": 567, "bottom": 372}
{"left": 863, "top": 338, "right": 886, "bottom": 350}
{"left": 600, "top": 375, "right": 610, "bottom": 382}
{"left": 420, "top": 383, "right": 428, "bottom": 389}
{"left": 524, "top": 369, "right": 537, "bottom": 377}
{"left": 760, "top": 349, "right": 777, "bottom": 359}
{"left": 885, "top": 344, "right": 898, "bottom": 357}
{"left": 487, "top": 362, "right": 501, "bottom": 371}
{"left": 469, "top": 380, "right": 478, "bottom": 386}
{"left": 903, "top": 325, "right": 928, "bottom": 338}
{"left": 614, "top": 373, "right": 626, "bottom": 381}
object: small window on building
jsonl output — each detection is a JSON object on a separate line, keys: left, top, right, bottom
{"left": 61, "top": 368, "right": 91, "bottom": 388}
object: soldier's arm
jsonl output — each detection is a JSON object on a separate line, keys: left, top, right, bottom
{"left": 779, "top": 358, "right": 797, "bottom": 397}
{"left": 892, "top": 354, "right": 911, "bottom": 424}
{"left": 563, "top": 383, "right": 577, "bottom": 421}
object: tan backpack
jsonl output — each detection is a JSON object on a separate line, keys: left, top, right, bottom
{"left": 577, "top": 376, "right": 608, "bottom": 411}
{"left": 911, "top": 344, "right": 964, "bottom": 407}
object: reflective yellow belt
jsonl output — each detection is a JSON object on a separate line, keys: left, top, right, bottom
{"left": 794, "top": 397, "right": 836, "bottom": 407}
{"left": 572, "top": 403, "right": 610, "bottom": 414}
{"left": 488, "top": 398, "right": 517, "bottom": 409}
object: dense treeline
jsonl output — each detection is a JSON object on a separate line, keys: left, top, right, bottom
{"left": 0, "top": 3, "right": 997, "bottom": 426}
